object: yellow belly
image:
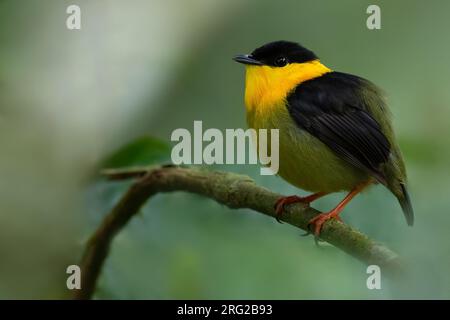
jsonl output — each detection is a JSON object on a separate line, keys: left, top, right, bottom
{"left": 247, "top": 102, "right": 368, "bottom": 193}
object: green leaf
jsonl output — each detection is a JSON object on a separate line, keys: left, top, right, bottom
{"left": 102, "top": 136, "right": 171, "bottom": 168}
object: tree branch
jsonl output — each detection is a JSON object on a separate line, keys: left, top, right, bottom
{"left": 74, "top": 165, "right": 402, "bottom": 300}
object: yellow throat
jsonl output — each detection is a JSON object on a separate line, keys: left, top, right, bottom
{"left": 244, "top": 60, "right": 331, "bottom": 113}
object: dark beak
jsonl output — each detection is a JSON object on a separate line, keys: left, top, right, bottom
{"left": 233, "top": 54, "right": 263, "bottom": 66}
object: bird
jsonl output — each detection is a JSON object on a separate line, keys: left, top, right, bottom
{"left": 233, "top": 40, "right": 413, "bottom": 236}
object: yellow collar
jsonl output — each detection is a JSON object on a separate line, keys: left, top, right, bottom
{"left": 244, "top": 60, "right": 331, "bottom": 112}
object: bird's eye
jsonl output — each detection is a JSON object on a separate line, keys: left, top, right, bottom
{"left": 275, "top": 56, "right": 288, "bottom": 67}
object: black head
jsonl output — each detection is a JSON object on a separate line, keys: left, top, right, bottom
{"left": 233, "top": 41, "right": 317, "bottom": 67}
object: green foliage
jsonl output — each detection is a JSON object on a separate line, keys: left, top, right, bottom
{"left": 102, "top": 136, "right": 171, "bottom": 168}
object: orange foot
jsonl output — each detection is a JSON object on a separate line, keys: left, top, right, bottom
{"left": 274, "top": 192, "right": 326, "bottom": 223}
{"left": 307, "top": 211, "right": 343, "bottom": 237}
{"left": 306, "top": 180, "right": 374, "bottom": 237}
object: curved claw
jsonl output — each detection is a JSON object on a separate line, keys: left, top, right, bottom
{"left": 274, "top": 195, "right": 307, "bottom": 224}
{"left": 274, "top": 201, "right": 284, "bottom": 224}
{"left": 303, "top": 222, "right": 322, "bottom": 245}
{"left": 314, "top": 235, "right": 321, "bottom": 246}
{"left": 307, "top": 212, "right": 343, "bottom": 237}
{"left": 275, "top": 215, "right": 283, "bottom": 224}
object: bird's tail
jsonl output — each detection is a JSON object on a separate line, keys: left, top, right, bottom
{"left": 397, "top": 183, "right": 414, "bottom": 226}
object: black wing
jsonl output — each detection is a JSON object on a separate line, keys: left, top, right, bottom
{"left": 286, "top": 72, "right": 391, "bottom": 183}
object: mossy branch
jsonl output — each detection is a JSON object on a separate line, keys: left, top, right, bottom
{"left": 74, "top": 165, "right": 403, "bottom": 300}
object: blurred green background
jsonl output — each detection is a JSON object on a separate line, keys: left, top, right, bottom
{"left": 1, "top": 0, "right": 449, "bottom": 299}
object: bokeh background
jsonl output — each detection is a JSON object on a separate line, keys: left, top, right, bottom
{"left": 1, "top": 0, "right": 449, "bottom": 299}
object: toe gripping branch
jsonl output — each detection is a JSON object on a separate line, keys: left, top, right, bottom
{"left": 275, "top": 180, "right": 371, "bottom": 240}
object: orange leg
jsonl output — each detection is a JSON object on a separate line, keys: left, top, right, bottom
{"left": 308, "top": 180, "right": 372, "bottom": 237}
{"left": 275, "top": 192, "right": 328, "bottom": 223}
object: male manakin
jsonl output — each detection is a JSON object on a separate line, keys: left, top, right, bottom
{"left": 233, "top": 41, "right": 414, "bottom": 236}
